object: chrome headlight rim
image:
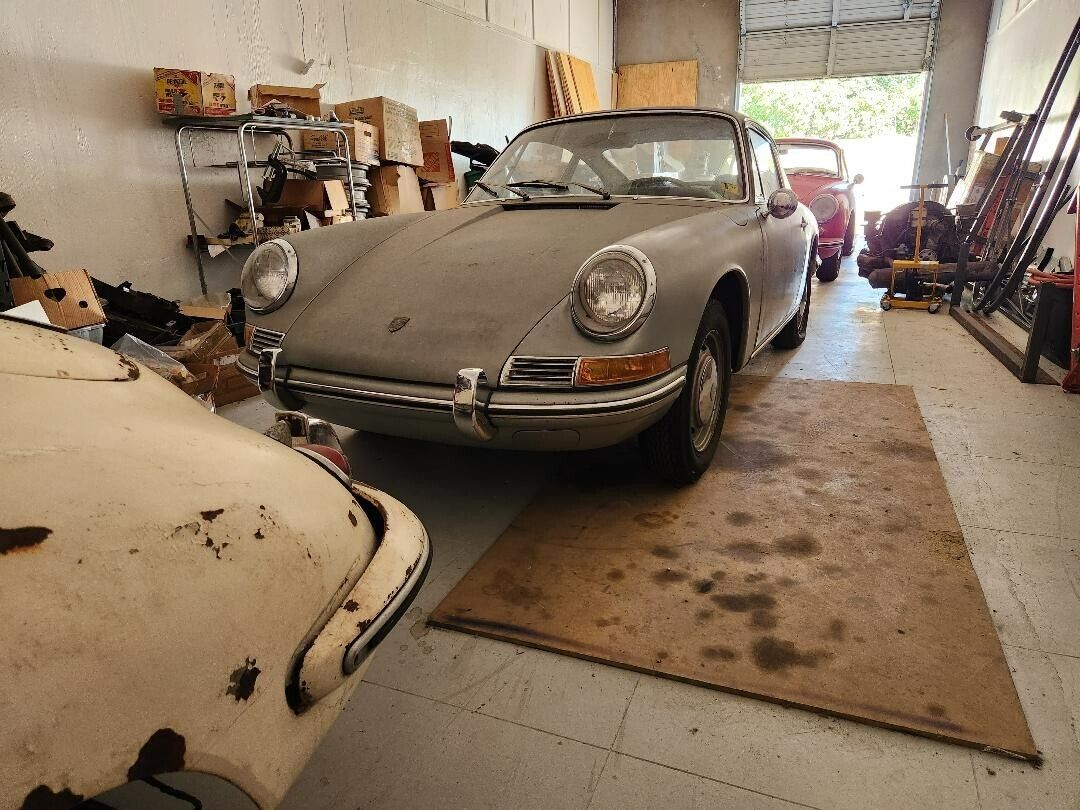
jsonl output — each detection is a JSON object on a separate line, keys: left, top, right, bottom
{"left": 241, "top": 239, "right": 299, "bottom": 314}
{"left": 570, "top": 244, "right": 657, "bottom": 342}
{"left": 809, "top": 194, "right": 839, "bottom": 224}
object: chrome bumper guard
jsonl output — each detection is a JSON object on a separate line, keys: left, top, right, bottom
{"left": 247, "top": 351, "right": 685, "bottom": 442}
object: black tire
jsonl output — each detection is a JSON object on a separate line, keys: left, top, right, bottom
{"left": 772, "top": 264, "right": 812, "bottom": 349}
{"left": 640, "top": 301, "right": 731, "bottom": 485}
{"left": 816, "top": 252, "right": 841, "bottom": 282}
{"left": 841, "top": 212, "right": 856, "bottom": 256}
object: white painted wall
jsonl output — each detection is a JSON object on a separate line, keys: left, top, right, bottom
{"left": 0, "top": 0, "right": 615, "bottom": 301}
{"left": 973, "top": 0, "right": 1078, "bottom": 261}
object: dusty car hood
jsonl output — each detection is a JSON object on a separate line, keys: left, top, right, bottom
{"left": 283, "top": 200, "right": 707, "bottom": 385}
{"left": 787, "top": 173, "right": 848, "bottom": 204}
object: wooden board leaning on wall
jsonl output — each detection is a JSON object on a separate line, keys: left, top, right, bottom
{"left": 616, "top": 60, "right": 698, "bottom": 109}
{"left": 546, "top": 50, "right": 601, "bottom": 116}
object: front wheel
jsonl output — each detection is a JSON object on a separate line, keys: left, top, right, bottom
{"left": 772, "top": 267, "right": 812, "bottom": 350}
{"left": 640, "top": 301, "right": 731, "bottom": 485}
{"left": 816, "top": 252, "right": 841, "bottom": 282}
{"left": 842, "top": 213, "right": 856, "bottom": 256}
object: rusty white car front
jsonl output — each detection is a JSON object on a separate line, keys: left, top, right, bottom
{"left": 0, "top": 317, "right": 429, "bottom": 808}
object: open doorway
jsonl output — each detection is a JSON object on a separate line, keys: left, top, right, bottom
{"left": 739, "top": 74, "right": 929, "bottom": 215}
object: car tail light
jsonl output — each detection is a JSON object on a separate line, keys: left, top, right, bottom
{"left": 575, "top": 348, "right": 670, "bottom": 386}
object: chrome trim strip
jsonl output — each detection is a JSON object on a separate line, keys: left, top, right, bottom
{"left": 287, "top": 378, "right": 453, "bottom": 411}
{"left": 486, "top": 375, "right": 685, "bottom": 416}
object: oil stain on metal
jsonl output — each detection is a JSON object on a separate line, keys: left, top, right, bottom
{"left": 226, "top": 658, "right": 261, "bottom": 702}
{"left": 0, "top": 526, "right": 52, "bottom": 555}
{"left": 127, "top": 728, "right": 186, "bottom": 780}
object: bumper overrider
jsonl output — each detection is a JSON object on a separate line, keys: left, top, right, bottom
{"left": 239, "top": 349, "right": 686, "bottom": 451}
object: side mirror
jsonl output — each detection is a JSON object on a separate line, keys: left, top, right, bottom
{"left": 766, "top": 188, "right": 799, "bottom": 219}
{"left": 853, "top": 173, "right": 865, "bottom": 184}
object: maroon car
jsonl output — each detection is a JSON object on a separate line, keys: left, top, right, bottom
{"left": 776, "top": 138, "right": 862, "bottom": 281}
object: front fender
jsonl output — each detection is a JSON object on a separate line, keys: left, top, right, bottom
{"left": 509, "top": 205, "right": 764, "bottom": 371}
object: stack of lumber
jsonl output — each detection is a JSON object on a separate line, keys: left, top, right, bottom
{"left": 546, "top": 51, "right": 600, "bottom": 116}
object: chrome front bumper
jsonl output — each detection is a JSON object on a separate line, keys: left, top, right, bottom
{"left": 240, "top": 352, "right": 686, "bottom": 450}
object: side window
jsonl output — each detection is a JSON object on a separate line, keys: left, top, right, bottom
{"left": 748, "top": 130, "right": 782, "bottom": 201}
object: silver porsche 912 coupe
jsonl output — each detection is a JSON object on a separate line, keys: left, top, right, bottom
{"left": 238, "top": 108, "right": 818, "bottom": 483}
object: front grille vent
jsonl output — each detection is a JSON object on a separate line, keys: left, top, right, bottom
{"left": 501, "top": 356, "right": 578, "bottom": 388}
{"left": 248, "top": 327, "right": 285, "bottom": 355}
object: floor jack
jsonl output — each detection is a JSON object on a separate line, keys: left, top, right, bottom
{"left": 880, "top": 183, "right": 950, "bottom": 313}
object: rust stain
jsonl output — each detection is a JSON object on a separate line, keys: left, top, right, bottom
{"left": 0, "top": 526, "right": 52, "bottom": 555}
{"left": 200, "top": 508, "right": 225, "bottom": 522}
{"left": 226, "top": 658, "right": 261, "bottom": 702}
{"left": 344, "top": 599, "right": 359, "bottom": 612}
{"left": 254, "top": 528, "right": 265, "bottom": 539}
{"left": 348, "top": 511, "right": 358, "bottom": 527}
{"left": 127, "top": 728, "right": 186, "bottom": 780}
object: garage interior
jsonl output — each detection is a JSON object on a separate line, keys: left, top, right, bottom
{"left": 2, "top": 0, "right": 1079, "bottom": 808}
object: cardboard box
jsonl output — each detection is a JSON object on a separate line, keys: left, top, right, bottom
{"left": 248, "top": 83, "right": 324, "bottom": 118}
{"left": 334, "top": 96, "right": 422, "bottom": 166}
{"left": 154, "top": 68, "right": 236, "bottom": 116}
{"left": 422, "top": 182, "right": 460, "bottom": 211}
{"left": 276, "top": 179, "right": 350, "bottom": 216}
{"left": 368, "top": 165, "right": 424, "bottom": 216}
{"left": 418, "top": 119, "right": 456, "bottom": 183}
{"left": 301, "top": 121, "right": 380, "bottom": 164}
{"left": 10, "top": 269, "right": 106, "bottom": 330}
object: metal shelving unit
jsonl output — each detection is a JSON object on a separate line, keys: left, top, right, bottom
{"left": 165, "top": 114, "right": 356, "bottom": 293}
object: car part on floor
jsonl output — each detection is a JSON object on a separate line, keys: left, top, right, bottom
{"left": 879, "top": 184, "right": 950, "bottom": 313}
{"left": 430, "top": 376, "right": 1038, "bottom": 762}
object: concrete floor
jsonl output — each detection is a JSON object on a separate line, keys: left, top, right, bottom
{"left": 223, "top": 253, "right": 1080, "bottom": 810}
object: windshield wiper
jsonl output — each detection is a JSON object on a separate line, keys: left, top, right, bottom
{"left": 508, "top": 179, "right": 611, "bottom": 200}
{"left": 473, "top": 180, "right": 499, "bottom": 197}
{"left": 568, "top": 181, "right": 611, "bottom": 200}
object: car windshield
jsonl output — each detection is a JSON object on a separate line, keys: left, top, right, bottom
{"left": 776, "top": 143, "right": 840, "bottom": 176}
{"left": 466, "top": 113, "right": 744, "bottom": 202}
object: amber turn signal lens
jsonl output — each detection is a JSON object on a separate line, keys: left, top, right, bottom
{"left": 575, "top": 348, "right": 670, "bottom": 386}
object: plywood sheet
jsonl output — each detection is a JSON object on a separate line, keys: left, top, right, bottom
{"left": 568, "top": 55, "right": 600, "bottom": 111}
{"left": 616, "top": 59, "right": 698, "bottom": 109}
{"left": 431, "top": 376, "right": 1037, "bottom": 759}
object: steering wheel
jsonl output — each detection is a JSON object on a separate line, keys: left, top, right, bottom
{"left": 625, "top": 176, "right": 723, "bottom": 199}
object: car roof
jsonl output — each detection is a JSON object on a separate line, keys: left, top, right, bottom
{"left": 776, "top": 137, "right": 841, "bottom": 149}
{"left": 529, "top": 106, "right": 763, "bottom": 131}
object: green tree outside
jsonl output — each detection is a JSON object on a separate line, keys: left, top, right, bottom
{"left": 740, "top": 74, "right": 926, "bottom": 140}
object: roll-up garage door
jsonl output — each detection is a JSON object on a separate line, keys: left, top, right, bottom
{"left": 740, "top": 0, "right": 940, "bottom": 82}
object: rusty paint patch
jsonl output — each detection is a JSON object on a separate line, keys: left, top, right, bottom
{"left": 0, "top": 526, "right": 52, "bottom": 555}
{"left": 118, "top": 355, "right": 141, "bottom": 380}
{"left": 254, "top": 528, "right": 264, "bottom": 539}
{"left": 343, "top": 599, "right": 359, "bottom": 612}
{"left": 20, "top": 785, "right": 85, "bottom": 810}
{"left": 127, "top": 728, "right": 186, "bottom": 780}
{"left": 348, "top": 511, "right": 358, "bottom": 527}
{"left": 200, "top": 508, "right": 225, "bottom": 522}
{"left": 226, "top": 658, "right": 261, "bottom": 701}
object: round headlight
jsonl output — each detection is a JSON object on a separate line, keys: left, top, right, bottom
{"left": 809, "top": 194, "right": 839, "bottom": 224}
{"left": 571, "top": 245, "right": 656, "bottom": 340}
{"left": 241, "top": 239, "right": 298, "bottom": 313}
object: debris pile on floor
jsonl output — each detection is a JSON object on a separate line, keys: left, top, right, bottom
{"left": 0, "top": 192, "right": 257, "bottom": 409}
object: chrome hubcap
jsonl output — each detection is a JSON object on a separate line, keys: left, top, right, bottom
{"left": 690, "top": 334, "right": 721, "bottom": 453}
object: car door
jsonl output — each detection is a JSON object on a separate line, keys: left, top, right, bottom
{"left": 748, "top": 127, "right": 805, "bottom": 340}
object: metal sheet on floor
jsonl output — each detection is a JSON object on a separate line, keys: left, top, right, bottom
{"left": 430, "top": 376, "right": 1038, "bottom": 760}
